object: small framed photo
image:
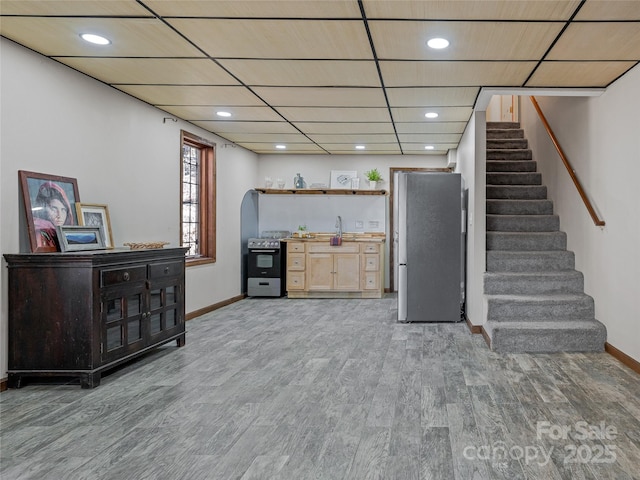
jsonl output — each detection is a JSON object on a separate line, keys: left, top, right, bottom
{"left": 76, "top": 203, "right": 114, "bottom": 248}
{"left": 19, "top": 170, "right": 80, "bottom": 252}
{"left": 55, "top": 225, "right": 106, "bottom": 252}
{"left": 330, "top": 170, "right": 358, "bottom": 189}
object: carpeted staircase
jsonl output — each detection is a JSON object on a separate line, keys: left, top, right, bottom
{"left": 483, "top": 121, "right": 606, "bottom": 353}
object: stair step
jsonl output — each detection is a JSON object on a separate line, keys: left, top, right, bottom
{"left": 487, "top": 199, "right": 554, "bottom": 215}
{"left": 487, "top": 214, "right": 559, "bottom": 232}
{"left": 486, "top": 294, "right": 594, "bottom": 320}
{"left": 487, "top": 250, "right": 575, "bottom": 272}
{"left": 487, "top": 231, "right": 567, "bottom": 251}
{"left": 487, "top": 139, "right": 529, "bottom": 149}
{"left": 483, "top": 319, "right": 606, "bottom": 353}
{"left": 487, "top": 149, "right": 532, "bottom": 160}
{"left": 487, "top": 172, "right": 542, "bottom": 185}
{"left": 487, "top": 129, "right": 525, "bottom": 140}
{"left": 487, "top": 185, "right": 547, "bottom": 200}
{"left": 487, "top": 160, "right": 537, "bottom": 172}
{"left": 487, "top": 122, "right": 521, "bottom": 129}
{"left": 484, "top": 271, "right": 584, "bottom": 295}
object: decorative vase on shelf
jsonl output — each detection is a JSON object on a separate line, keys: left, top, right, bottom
{"left": 369, "top": 180, "right": 377, "bottom": 190}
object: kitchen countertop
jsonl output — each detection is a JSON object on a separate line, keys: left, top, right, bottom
{"left": 283, "top": 233, "right": 386, "bottom": 243}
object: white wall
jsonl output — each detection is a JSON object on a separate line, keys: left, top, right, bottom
{"left": 455, "top": 112, "right": 486, "bottom": 326}
{"left": 520, "top": 63, "right": 640, "bottom": 363}
{"left": 0, "top": 39, "right": 259, "bottom": 378}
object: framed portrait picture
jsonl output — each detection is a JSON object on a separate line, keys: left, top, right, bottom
{"left": 76, "top": 203, "right": 114, "bottom": 248}
{"left": 19, "top": 170, "right": 80, "bottom": 253}
{"left": 330, "top": 170, "right": 358, "bottom": 189}
{"left": 56, "top": 226, "right": 106, "bottom": 252}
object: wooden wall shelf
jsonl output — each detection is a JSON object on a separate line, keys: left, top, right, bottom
{"left": 255, "top": 188, "right": 387, "bottom": 196}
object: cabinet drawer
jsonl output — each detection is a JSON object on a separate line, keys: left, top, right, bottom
{"left": 101, "top": 265, "right": 146, "bottom": 287}
{"left": 149, "top": 261, "right": 183, "bottom": 280}
{"left": 288, "top": 253, "right": 306, "bottom": 271}
{"left": 287, "top": 271, "right": 305, "bottom": 290}
{"left": 361, "top": 243, "right": 380, "bottom": 253}
{"left": 287, "top": 243, "right": 305, "bottom": 253}
{"left": 362, "top": 272, "right": 380, "bottom": 290}
{"left": 363, "top": 254, "right": 379, "bottom": 271}
{"left": 307, "top": 242, "right": 359, "bottom": 254}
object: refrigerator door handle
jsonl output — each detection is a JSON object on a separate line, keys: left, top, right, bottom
{"left": 397, "top": 264, "right": 408, "bottom": 322}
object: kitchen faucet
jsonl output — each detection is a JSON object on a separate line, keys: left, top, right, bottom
{"left": 335, "top": 215, "right": 343, "bottom": 238}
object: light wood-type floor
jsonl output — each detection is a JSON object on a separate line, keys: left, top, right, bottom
{"left": 1, "top": 295, "right": 639, "bottom": 479}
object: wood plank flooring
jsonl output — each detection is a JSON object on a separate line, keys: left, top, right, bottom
{"left": 1, "top": 295, "right": 639, "bottom": 479}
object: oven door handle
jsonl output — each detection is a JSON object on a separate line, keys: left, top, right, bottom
{"left": 251, "top": 249, "right": 277, "bottom": 253}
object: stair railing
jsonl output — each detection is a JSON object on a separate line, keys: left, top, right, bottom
{"left": 529, "top": 96, "right": 605, "bottom": 227}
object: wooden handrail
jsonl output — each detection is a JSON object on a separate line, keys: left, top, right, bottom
{"left": 529, "top": 96, "right": 605, "bottom": 227}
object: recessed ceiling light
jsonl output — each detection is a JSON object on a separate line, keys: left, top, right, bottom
{"left": 425, "top": 145, "right": 435, "bottom": 150}
{"left": 80, "top": 33, "right": 111, "bottom": 45}
{"left": 427, "top": 38, "right": 449, "bottom": 49}
{"left": 216, "top": 111, "right": 232, "bottom": 117}
{"left": 275, "top": 144, "right": 286, "bottom": 149}
{"left": 425, "top": 112, "right": 439, "bottom": 119}
{"left": 355, "top": 145, "right": 366, "bottom": 150}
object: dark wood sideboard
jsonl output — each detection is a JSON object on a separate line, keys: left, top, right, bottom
{"left": 3, "top": 247, "right": 188, "bottom": 388}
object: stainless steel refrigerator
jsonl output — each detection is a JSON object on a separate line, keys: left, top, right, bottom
{"left": 396, "top": 172, "right": 464, "bottom": 322}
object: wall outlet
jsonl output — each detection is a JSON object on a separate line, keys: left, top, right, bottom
{"left": 368, "top": 220, "right": 380, "bottom": 230}
{"left": 355, "top": 220, "right": 364, "bottom": 229}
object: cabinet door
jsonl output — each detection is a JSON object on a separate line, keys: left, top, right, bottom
{"left": 101, "top": 284, "right": 146, "bottom": 362}
{"left": 307, "top": 254, "right": 334, "bottom": 290}
{"left": 333, "top": 254, "right": 360, "bottom": 290}
{"left": 148, "top": 279, "right": 183, "bottom": 342}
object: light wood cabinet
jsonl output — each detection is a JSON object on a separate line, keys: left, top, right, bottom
{"left": 286, "top": 240, "right": 384, "bottom": 298}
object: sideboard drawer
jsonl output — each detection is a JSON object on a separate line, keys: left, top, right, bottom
{"left": 149, "top": 261, "right": 183, "bottom": 280}
{"left": 101, "top": 265, "right": 146, "bottom": 287}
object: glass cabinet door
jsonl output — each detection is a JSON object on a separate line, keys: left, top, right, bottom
{"left": 101, "top": 287, "right": 145, "bottom": 361}
{"left": 149, "top": 283, "right": 181, "bottom": 338}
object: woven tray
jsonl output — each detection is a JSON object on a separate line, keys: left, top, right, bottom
{"left": 123, "top": 241, "right": 169, "bottom": 250}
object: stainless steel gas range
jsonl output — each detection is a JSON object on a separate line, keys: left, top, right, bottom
{"left": 246, "top": 230, "right": 290, "bottom": 297}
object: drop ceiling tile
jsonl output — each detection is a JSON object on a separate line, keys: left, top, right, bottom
{"left": 574, "top": 1, "right": 640, "bottom": 20}
{"left": 277, "top": 107, "right": 391, "bottom": 123}
{"left": 362, "top": 0, "right": 581, "bottom": 20}
{"left": 324, "top": 144, "right": 402, "bottom": 154}
{"left": 115, "top": 85, "right": 264, "bottom": 106}
{"left": 0, "top": 0, "right": 151, "bottom": 15}
{"left": 0, "top": 18, "right": 202, "bottom": 57}
{"left": 395, "top": 122, "right": 468, "bottom": 134}
{"left": 308, "top": 134, "right": 399, "bottom": 144}
{"left": 245, "top": 143, "right": 326, "bottom": 154}
{"left": 295, "top": 123, "right": 395, "bottom": 135}
{"left": 167, "top": 19, "right": 372, "bottom": 59}
{"left": 547, "top": 23, "right": 640, "bottom": 61}
{"left": 392, "top": 106, "right": 473, "bottom": 123}
{"left": 145, "top": 0, "right": 362, "bottom": 18}
{"left": 190, "top": 121, "right": 298, "bottom": 134}
{"left": 398, "top": 134, "right": 463, "bottom": 143}
{"left": 386, "top": 87, "right": 479, "bottom": 107}
{"left": 526, "top": 61, "right": 638, "bottom": 87}
{"left": 54, "top": 58, "right": 239, "bottom": 85}
{"left": 219, "top": 133, "right": 313, "bottom": 144}
{"left": 369, "top": 21, "right": 563, "bottom": 60}
{"left": 252, "top": 87, "right": 387, "bottom": 107}
{"left": 161, "top": 105, "right": 284, "bottom": 121}
{"left": 380, "top": 61, "right": 537, "bottom": 87}
{"left": 218, "top": 59, "right": 381, "bottom": 86}
{"left": 402, "top": 142, "right": 458, "bottom": 150}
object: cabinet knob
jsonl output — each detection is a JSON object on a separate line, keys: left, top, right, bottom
{"left": 164, "top": 267, "right": 170, "bottom": 274}
{"left": 142, "top": 312, "right": 147, "bottom": 319}
{"left": 123, "top": 272, "right": 130, "bottom": 281}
